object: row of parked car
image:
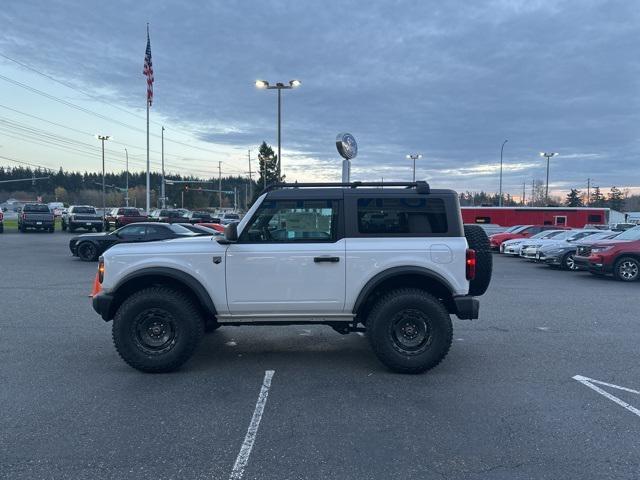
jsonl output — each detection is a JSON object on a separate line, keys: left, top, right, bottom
{"left": 0, "top": 203, "right": 241, "bottom": 233}
{"left": 489, "top": 224, "right": 640, "bottom": 282}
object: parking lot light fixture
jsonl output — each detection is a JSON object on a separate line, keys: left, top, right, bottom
{"left": 406, "top": 153, "right": 422, "bottom": 182}
{"left": 255, "top": 78, "right": 301, "bottom": 180}
{"left": 96, "top": 135, "right": 111, "bottom": 222}
{"left": 539, "top": 152, "right": 558, "bottom": 203}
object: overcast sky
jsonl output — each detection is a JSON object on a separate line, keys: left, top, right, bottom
{"left": 0, "top": 0, "right": 638, "bottom": 198}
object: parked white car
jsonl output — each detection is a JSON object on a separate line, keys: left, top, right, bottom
{"left": 500, "top": 230, "right": 567, "bottom": 255}
{"left": 520, "top": 230, "right": 603, "bottom": 260}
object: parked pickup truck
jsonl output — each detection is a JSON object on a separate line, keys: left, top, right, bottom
{"left": 104, "top": 207, "right": 148, "bottom": 231}
{"left": 18, "top": 204, "right": 55, "bottom": 232}
{"left": 62, "top": 205, "right": 103, "bottom": 232}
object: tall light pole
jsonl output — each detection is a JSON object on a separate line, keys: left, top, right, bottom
{"left": 96, "top": 135, "right": 110, "bottom": 223}
{"left": 540, "top": 152, "right": 558, "bottom": 203}
{"left": 124, "top": 147, "right": 129, "bottom": 207}
{"left": 406, "top": 153, "right": 422, "bottom": 182}
{"left": 161, "top": 126, "right": 165, "bottom": 208}
{"left": 255, "top": 79, "right": 301, "bottom": 180}
{"left": 499, "top": 140, "right": 508, "bottom": 206}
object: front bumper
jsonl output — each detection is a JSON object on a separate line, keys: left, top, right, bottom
{"left": 92, "top": 291, "right": 115, "bottom": 321}
{"left": 453, "top": 296, "right": 479, "bottom": 320}
{"left": 541, "top": 252, "right": 563, "bottom": 265}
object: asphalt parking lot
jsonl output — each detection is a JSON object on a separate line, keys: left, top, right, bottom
{"left": 1, "top": 232, "right": 639, "bottom": 480}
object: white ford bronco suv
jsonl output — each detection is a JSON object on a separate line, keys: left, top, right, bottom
{"left": 92, "top": 181, "right": 492, "bottom": 374}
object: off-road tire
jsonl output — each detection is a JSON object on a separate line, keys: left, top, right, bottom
{"left": 77, "top": 242, "right": 98, "bottom": 262}
{"left": 112, "top": 287, "right": 204, "bottom": 373}
{"left": 204, "top": 319, "right": 221, "bottom": 333}
{"left": 95, "top": 225, "right": 103, "bottom": 233}
{"left": 61, "top": 221, "right": 67, "bottom": 231}
{"left": 613, "top": 257, "right": 640, "bottom": 282}
{"left": 48, "top": 226, "right": 55, "bottom": 233}
{"left": 367, "top": 288, "right": 453, "bottom": 374}
{"left": 464, "top": 225, "right": 492, "bottom": 295}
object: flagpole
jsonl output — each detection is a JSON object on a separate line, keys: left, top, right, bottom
{"left": 146, "top": 99, "right": 150, "bottom": 213}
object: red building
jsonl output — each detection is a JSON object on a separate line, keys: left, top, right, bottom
{"left": 461, "top": 207, "right": 613, "bottom": 228}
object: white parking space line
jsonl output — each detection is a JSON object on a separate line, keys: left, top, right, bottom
{"left": 573, "top": 375, "right": 640, "bottom": 418}
{"left": 229, "top": 370, "right": 275, "bottom": 480}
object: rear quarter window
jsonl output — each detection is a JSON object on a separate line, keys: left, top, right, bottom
{"left": 356, "top": 197, "right": 448, "bottom": 236}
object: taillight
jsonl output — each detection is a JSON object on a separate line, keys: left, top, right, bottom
{"left": 466, "top": 249, "right": 476, "bottom": 280}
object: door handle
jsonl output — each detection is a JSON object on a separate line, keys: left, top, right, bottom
{"left": 314, "top": 256, "right": 340, "bottom": 263}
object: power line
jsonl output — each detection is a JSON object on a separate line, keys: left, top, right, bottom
{"left": 0, "top": 72, "right": 235, "bottom": 156}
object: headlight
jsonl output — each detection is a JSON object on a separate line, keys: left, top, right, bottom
{"left": 591, "top": 246, "right": 613, "bottom": 253}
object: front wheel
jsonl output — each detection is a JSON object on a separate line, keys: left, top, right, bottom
{"left": 367, "top": 288, "right": 452, "bottom": 374}
{"left": 614, "top": 257, "right": 640, "bottom": 282}
{"left": 112, "top": 287, "right": 204, "bottom": 373}
{"left": 562, "top": 252, "right": 578, "bottom": 271}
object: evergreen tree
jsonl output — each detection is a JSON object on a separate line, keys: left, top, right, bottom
{"left": 590, "top": 186, "right": 605, "bottom": 207}
{"left": 607, "top": 186, "right": 625, "bottom": 211}
{"left": 256, "top": 141, "right": 280, "bottom": 191}
{"left": 565, "top": 188, "right": 583, "bottom": 207}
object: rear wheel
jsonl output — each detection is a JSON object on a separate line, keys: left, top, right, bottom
{"left": 61, "top": 221, "right": 67, "bottom": 231}
{"left": 77, "top": 242, "right": 98, "bottom": 262}
{"left": 464, "top": 225, "right": 492, "bottom": 295}
{"left": 367, "top": 288, "right": 452, "bottom": 374}
{"left": 112, "top": 287, "right": 204, "bottom": 373}
{"left": 614, "top": 257, "right": 639, "bottom": 282}
{"left": 95, "top": 225, "right": 103, "bottom": 233}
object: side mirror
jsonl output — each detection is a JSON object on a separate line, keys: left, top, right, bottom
{"left": 217, "top": 222, "right": 238, "bottom": 244}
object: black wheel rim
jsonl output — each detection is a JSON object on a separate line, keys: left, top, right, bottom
{"left": 133, "top": 308, "right": 178, "bottom": 354}
{"left": 619, "top": 260, "right": 638, "bottom": 280}
{"left": 80, "top": 243, "right": 96, "bottom": 259}
{"left": 389, "top": 308, "right": 432, "bottom": 355}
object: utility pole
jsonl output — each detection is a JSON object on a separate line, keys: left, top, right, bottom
{"left": 499, "top": 140, "right": 508, "bottom": 206}
{"left": 587, "top": 178, "right": 591, "bottom": 206}
{"left": 247, "top": 149, "right": 253, "bottom": 201}
{"left": 218, "top": 161, "right": 222, "bottom": 208}
{"left": 234, "top": 186, "right": 238, "bottom": 210}
{"left": 161, "top": 126, "right": 165, "bottom": 208}
{"left": 531, "top": 179, "right": 535, "bottom": 206}
{"left": 522, "top": 181, "right": 526, "bottom": 206}
{"left": 124, "top": 148, "right": 129, "bottom": 207}
{"left": 181, "top": 190, "right": 184, "bottom": 209}
{"left": 96, "top": 135, "right": 110, "bottom": 222}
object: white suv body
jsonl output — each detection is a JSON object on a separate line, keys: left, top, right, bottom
{"left": 93, "top": 182, "right": 491, "bottom": 374}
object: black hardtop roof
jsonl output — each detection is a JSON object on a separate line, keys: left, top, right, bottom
{"left": 264, "top": 181, "right": 457, "bottom": 200}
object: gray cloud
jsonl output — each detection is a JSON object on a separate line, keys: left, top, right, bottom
{"left": 1, "top": 0, "right": 638, "bottom": 194}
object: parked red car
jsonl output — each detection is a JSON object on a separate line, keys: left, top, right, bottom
{"left": 0, "top": 209, "right": 4, "bottom": 233}
{"left": 574, "top": 226, "right": 640, "bottom": 281}
{"left": 104, "top": 207, "right": 148, "bottom": 231}
{"left": 489, "top": 225, "right": 568, "bottom": 250}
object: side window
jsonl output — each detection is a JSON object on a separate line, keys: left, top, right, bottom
{"left": 118, "top": 225, "right": 146, "bottom": 238}
{"left": 241, "top": 199, "right": 338, "bottom": 243}
{"left": 357, "top": 197, "right": 447, "bottom": 235}
{"left": 145, "top": 225, "right": 166, "bottom": 236}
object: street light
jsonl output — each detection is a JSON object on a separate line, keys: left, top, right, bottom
{"left": 539, "top": 152, "right": 558, "bottom": 203}
{"left": 406, "top": 153, "right": 422, "bottom": 182}
{"left": 499, "top": 140, "right": 508, "bottom": 207}
{"left": 255, "top": 79, "right": 301, "bottom": 180}
{"left": 96, "top": 135, "right": 111, "bottom": 223}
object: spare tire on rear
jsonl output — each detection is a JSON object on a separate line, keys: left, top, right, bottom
{"left": 464, "top": 225, "right": 492, "bottom": 296}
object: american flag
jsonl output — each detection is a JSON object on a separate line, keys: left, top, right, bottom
{"left": 143, "top": 29, "right": 153, "bottom": 107}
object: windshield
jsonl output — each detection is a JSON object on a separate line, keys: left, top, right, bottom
{"left": 509, "top": 225, "right": 531, "bottom": 234}
{"left": 585, "top": 231, "right": 619, "bottom": 241}
{"left": 613, "top": 225, "right": 640, "bottom": 241}
{"left": 73, "top": 206, "right": 96, "bottom": 214}
{"left": 504, "top": 225, "right": 524, "bottom": 233}
{"left": 24, "top": 204, "right": 50, "bottom": 212}
{"left": 567, "top": 231, "right": 599, "bottom": 242}
{"left": 531, "top": 230, "right": 562, "bottom": 240}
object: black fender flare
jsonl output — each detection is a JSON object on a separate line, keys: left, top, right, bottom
{"left": 112, "top": 267, "right": 217, "bottom": 317}
{"left": 352, "top": 266, "right": 456, "bottom": 315}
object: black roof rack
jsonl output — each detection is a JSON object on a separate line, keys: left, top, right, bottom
{"left": 262, "top": 181, "right": 431, "bottom": 194}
